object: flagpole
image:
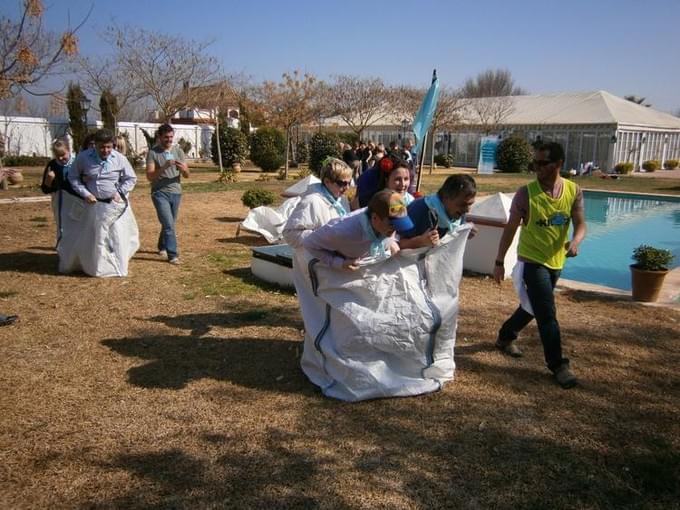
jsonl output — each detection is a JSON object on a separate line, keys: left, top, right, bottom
{"left": 416, "top": 130, "right": 428, "bottom": 193}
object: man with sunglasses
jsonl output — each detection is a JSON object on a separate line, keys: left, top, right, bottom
{"left": 493, "top": 141, "right": 586, "bottom": 389}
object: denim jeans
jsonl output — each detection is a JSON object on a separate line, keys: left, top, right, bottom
{"left": 151, "top": 191, "right": 181, "bottom": 259}
{"left": 498, "top": 262, "right": 568, "bottom": 372}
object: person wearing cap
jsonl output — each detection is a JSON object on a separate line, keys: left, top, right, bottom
{"left": 401, "top": 174, "right": 477, "bottom": 241}
{"left": 302, "top": 190, "right": 414, "bottom": 270}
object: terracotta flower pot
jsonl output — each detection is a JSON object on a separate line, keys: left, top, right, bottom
{"left": 232, "top": 162, "right": 242, "bottom": 173}
{"left": 630, "top": 264, "right": 668, "bottom": 302}
{"left": 8, "top": 171, "right": 23, "bottom": 185}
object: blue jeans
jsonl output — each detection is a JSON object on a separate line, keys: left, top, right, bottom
{"left": 151, "top": 191, "right": 181, "bottom": 259}
{"left": 498, "top": 262, "right": 568, "bottom": 372}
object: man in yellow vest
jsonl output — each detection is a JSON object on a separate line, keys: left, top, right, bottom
{"left": 493, "top": 142, "right": 586, "bottom": 388}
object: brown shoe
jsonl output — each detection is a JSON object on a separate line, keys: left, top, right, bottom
{"left": 495, "top": 339, "right": 523, "bottom": 358}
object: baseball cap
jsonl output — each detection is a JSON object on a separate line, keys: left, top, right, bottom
{"left": 388, "top": 196, "right": 414, "bottom": 234}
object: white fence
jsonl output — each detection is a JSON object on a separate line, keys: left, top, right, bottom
{"left": 0, "top": 116, "right": 216, "bottom": 159}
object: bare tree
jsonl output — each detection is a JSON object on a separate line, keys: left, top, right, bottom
{"left": 461, "top": 68, "right": 527, "bottom": 98}
{"left": 325, "top": 75, "right": 396, "bottom": 140}
{"left": 428, "top": 88, "right": 467, "bottom": 173}
{"left": 75, "top": 54, "right": 144, "bottom": 128}
{"left": 0, "top": 0, "right": 90, "bottom": 188}
{"left": 391, "top": 85, "right": 426, "bottom": 125}
{"left": 464, "top": 96, "right": 515, "bottom": 135}
{"left": 103, "top": 27, "right": 221, "bottom": 122}
{"left": 0, "top": 0, "right": 92, "bottom": 100}
{"left": 47, "top": 93, "right": 66, "bottom": 117}
{"left": 258, "top": 71, "right": 320, "bottom": 178}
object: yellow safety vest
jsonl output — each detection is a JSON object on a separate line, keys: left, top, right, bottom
{"left": 518, "top": 179, "right": 577, "bottom": 270}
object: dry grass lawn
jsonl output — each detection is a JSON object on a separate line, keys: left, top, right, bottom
{"left": 1, "top": 167, "right": 679, "bottom": 509}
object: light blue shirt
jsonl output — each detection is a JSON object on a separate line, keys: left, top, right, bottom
{"left": 69, "top": 148, "right": 137, "bottom": 200}
{"left": 302, "top": 208, "right": 394, "bottom": 268}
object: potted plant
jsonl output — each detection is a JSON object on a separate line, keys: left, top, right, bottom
{"left": 630, "top": 244, "right": 674, "bottom": 302}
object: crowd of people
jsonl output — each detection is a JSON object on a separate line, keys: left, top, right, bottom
{"left": 284, "top": 140, "right": 585, "bottom": 391}
{"left": 7, "top": 130, "right": 585, "bottom": 391}
{"left": 35, "top": 124, "right": 188, "bottom": 277}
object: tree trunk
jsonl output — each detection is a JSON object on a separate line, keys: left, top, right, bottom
{"left": 284, "top": 126, "right": 290, "bottom": 180}
{"left": 214, "top": 110, "right": 223, "bottom": 176}
{"left": 429, "top": 131, "right": 435, "bottom": 174}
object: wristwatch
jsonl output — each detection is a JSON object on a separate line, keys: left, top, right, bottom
{"left": 494, "top": 260, "right": 504, "bottom": 267}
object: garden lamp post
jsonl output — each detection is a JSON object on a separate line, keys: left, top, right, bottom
{"left": 400, "top": 119, "right": 409, "bottom": 141}
{"left": 80, "top": 96, "right": 91, "bottom": 129}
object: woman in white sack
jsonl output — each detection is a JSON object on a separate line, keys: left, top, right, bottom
{"left": 283, "top": 157, "right": 352, "bottom": 378}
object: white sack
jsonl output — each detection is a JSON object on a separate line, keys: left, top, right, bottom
{"left": 57, "top": 191, "right": 139, "bottom": 277}
{"left": 511, "top": 261, "right": 534, "bottom": 315}
{"left": 241, "top": 196, "right": 301, "bottom": 244}
{"left": 298, "top": 224, "right": 472, "bottom": 402}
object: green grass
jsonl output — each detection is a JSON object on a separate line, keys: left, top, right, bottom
{"left": 182, "top": 180, "right": 289, "bottom": 195}
{"left": 179, "top": 252, "right": 294, "bottom": 300}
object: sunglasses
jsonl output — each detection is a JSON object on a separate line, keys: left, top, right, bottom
{"left": 334, "top": 179, "right": 351, "bottom": 188}
{"left": 533, "top": 159, "right": 553, "bottom": 168}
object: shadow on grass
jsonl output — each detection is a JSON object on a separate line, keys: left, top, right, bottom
{"left": 0, "top": 251, "right": 60, "bottom": 275}
{"left": 101, "top": 334, "right": 308, "bottom": 393}
{"left": 215, "top": 216, "right": 245, "bottom": 223}
{"left": 84, "top": 371, "right": 680, "bottom": 509}
{"left": 222, "top": 267, "right": 295, "bottom": 294}
{"left": 147, "top": 305, "right": 302, "bottom": 335}
{"left": 217, "top": 235, "right": 268, "bottom": 247}
{"left": 654, "top": 185, "right": 680, "bottom": 193}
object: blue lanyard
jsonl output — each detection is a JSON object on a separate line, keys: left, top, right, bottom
{"left": 93, "top": 150, "right": 112, "bottom": 174}
{"left": 358, "top": 210, "right": 386, "bottom": 257}
{"left": 320, "top": 185, "right": 347, "bottom": 217}
{"left": 424, "top": 193, "right": 462, "bottom": 233}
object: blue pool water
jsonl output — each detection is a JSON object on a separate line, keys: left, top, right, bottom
{"left": 561, "top": 191, "right": 680, "bottom": 290}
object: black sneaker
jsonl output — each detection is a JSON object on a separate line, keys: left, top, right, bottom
{"left": 495, "top": 339, "right": 523, "bottom": 358}
{"left": 554, "top": 364, "right": 578, "bottom": 389}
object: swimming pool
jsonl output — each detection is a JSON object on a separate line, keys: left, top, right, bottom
{"left": 561, "top": 191, "right": 680, "bottom": 290}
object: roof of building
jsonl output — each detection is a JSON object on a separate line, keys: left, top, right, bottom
{"left": 463, "top": 91, "right": 680, "bottom": 129}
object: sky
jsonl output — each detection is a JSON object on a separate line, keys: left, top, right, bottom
{"left": 5, "top": 0, "right": 680, "bottom": 113}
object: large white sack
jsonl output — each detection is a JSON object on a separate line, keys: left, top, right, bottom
{"left": 57, "top": 191, "right": 139, "bottom": 277}
{"left": 298, "top": 224, "right": 472, "bottom": 402}
{"left": 241, "top": 196, "right": 301, "bottom": 244}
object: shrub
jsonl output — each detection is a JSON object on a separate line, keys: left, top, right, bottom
{"left": 433, "top": 153, "right": 455, "bottom": 168}
{"left": 211, "top": 125, "right": 248, "bottom": 168}
{"left": 177, "top": 137, "right": 192, "bottom": 156}
{"left": 67, "top": 83, "right": 89, "bottom": 153}
{"left": 297, "top": 166, "right": 311, "bottom": 179}
{"left": 632, "top": 244, "right": 674, "bottom": 271}
{"left": 295, "top": 140, "right": 308, "bottom": 164}
{"left": 642, "top": 159, "right": 660, "bottom": 172}
{"left": 614, "top": 162, "right": 634, "bottom": 174}
{"left": 496, "top": 136, "right": 533, "bottom": 173}
{"left": 1, "top": 155, "right": 50, "bottom": 166}
{"left": 250, "top": 127, "right": 286, "bottom": 172}
{"left": 336, "top": 131, "right": 359, "bottom": 146}
{"left": 241, "top": 188, "right": 275, "bottom": 209}
{"left": 309, "top": 132, "right": 341, "bottom": 175}
{"left": 663, "top": 159, "right": 678, "bottom": 170}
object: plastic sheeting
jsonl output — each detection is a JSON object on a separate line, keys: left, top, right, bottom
{"left": 57, "top": 191, "right": 139, "bottom": 277}
{"left": 241, "top": 197, "right": 302, "bottom": 244}
{"left": 241, "top": 175, "right": 323, "bottom": 244}
{"left": 298, "top": 224, "right": 472, "bottom": 402}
